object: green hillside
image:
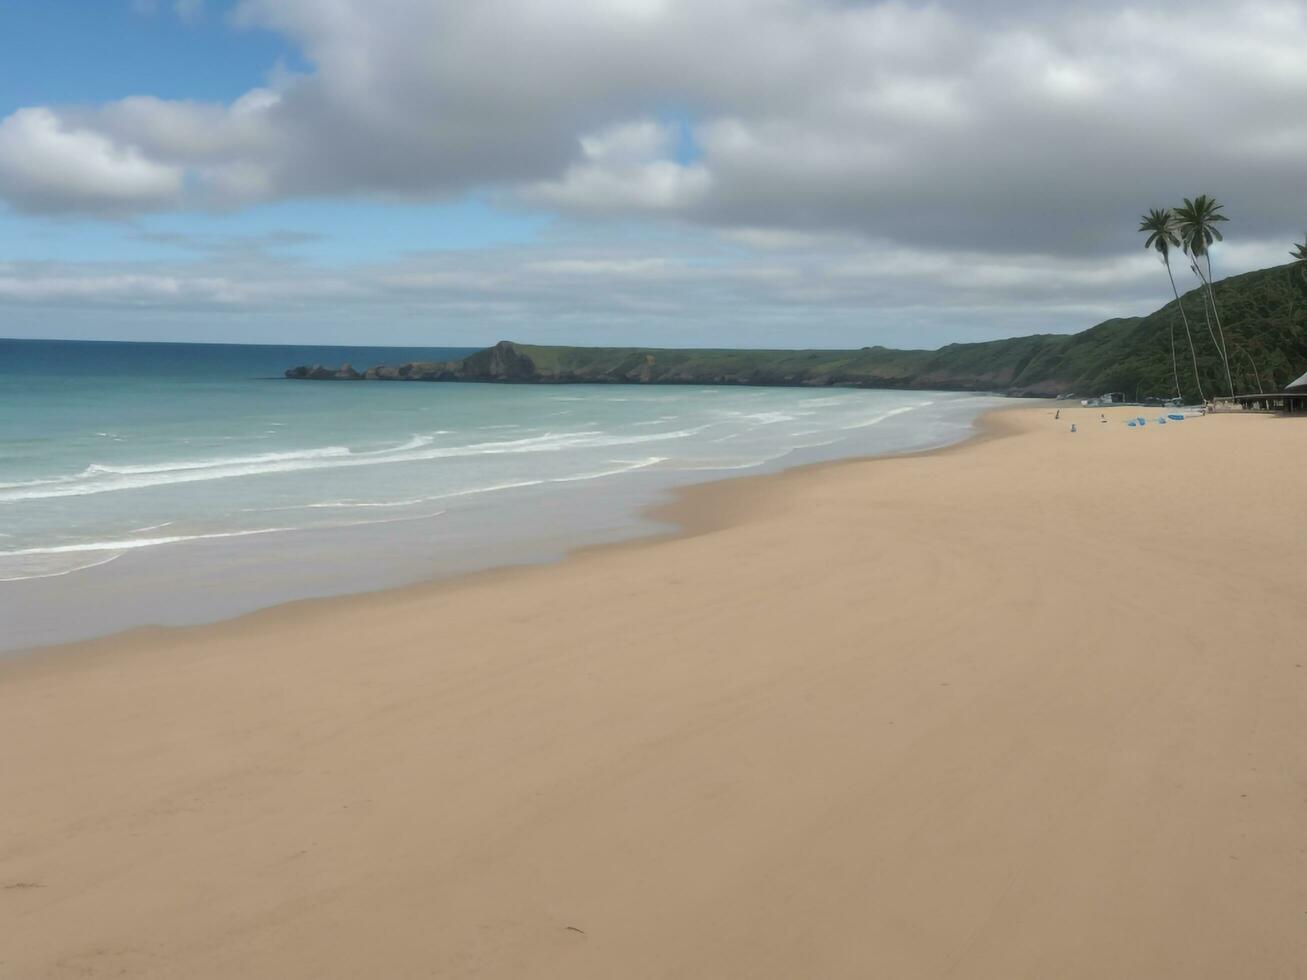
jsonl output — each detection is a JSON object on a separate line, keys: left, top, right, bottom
{"left": 287, "top": 262, "right": 1307, "bottom": 398}
{"left": 982, "top": 261, "right": 1307, "bottom": 399}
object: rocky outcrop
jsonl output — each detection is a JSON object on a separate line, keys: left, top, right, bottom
{"left": 290, "top": 361, "right": 452, "bottom": 381}
{"left": 287, "top": 341, "right": 538, "bottom": 385}
{"left": 456, "top": 340, "right": 538, "bottom": 381}
{"left": 285, "top": 364, "right": 342, "bottom": 380}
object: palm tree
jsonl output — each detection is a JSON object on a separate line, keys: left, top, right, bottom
{"left": 1292, "top": 235, "right": 1307, "bottom": 282}
{"left": 1139, "top": 207, "right": 1203, "bottom": 401}
{"left": 1175, "top": 195, "right": 1234, "bottom": 394}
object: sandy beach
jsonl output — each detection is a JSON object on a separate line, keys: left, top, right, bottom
{"left": 2, "top": 403, "right": 1305, "bottom": 979}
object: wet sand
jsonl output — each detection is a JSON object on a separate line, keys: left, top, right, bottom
{"left": 2, "top": 404, "right": 1305, "bottom": 978}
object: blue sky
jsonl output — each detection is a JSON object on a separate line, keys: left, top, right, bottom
{"left": 0, "top": 2, "right": 294, "bottom": 110}
{"left": 0, "top": 1, "right": 548, "bottom": 268}
{"left": 0, "top": 1, "right": 1301, "bottom": 347}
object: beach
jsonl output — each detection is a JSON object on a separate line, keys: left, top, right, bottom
{"left": 3, "top": 402, "right": 1305, "bottom": 978}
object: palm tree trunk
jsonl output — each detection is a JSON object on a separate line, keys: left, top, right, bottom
{"left": 1167, "top": 259, "right": 1204, "bottom": 402}
{"left": 1194, "top": 256, "right": 1235, "bottom": 395}
{"left": 1190, "top": 262, "right": 1225, "bottom": 395}
{"left": 1167, "top": 314, "right": 1181, "bottom": 399}
{"left": 1231, "top": 344, "right": 1266, "bottom": 393}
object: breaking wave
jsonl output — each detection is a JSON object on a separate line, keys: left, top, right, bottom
{"left": 0, "top": 428, "right": 705, "bottom": 502}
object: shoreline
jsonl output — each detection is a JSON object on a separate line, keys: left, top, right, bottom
{"left": 5, "top": 402, "right": 1305, "bottom": 978}
{"left": 2, "top": 396, "right": 1014, "bottom": 663}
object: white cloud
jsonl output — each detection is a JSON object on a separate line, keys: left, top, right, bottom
{"left": 0, "top": 108, "right": 183, "bottom": 214}
{"left": 523, "top": 121, "right": 710, "bottom": 213}
{"left": 0, "top": 0, "right": 1302, "bottom": 257}
{"left": 2, "top": 0, "right": 1305, "bottom": 346}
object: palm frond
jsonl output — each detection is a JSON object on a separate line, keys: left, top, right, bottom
{"left": 1138, "top": 207, "right": 1179, "bottom": 256}
{"left": 1174, "top": 195, "right": 1228, "bottom": 257}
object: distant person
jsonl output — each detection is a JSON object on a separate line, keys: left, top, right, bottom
{"left": 1055, "top": 409, "right": 1061, "bottom": 420}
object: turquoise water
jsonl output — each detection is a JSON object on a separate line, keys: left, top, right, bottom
{"left": 0, "top": 338, "right": 1004, "bottom": 649}
{"left": 1, "top": 339, "right": 477, "bottom": 580}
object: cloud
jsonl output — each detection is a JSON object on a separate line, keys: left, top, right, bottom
{"left": 2, "top": 0, "right": 1305, "bottom": 348}
{"left": 523, "top": 121, "right": 710, "bottom": 213}
{"left": 0, "top": 0, "right": 1302, "bottom": 255}
{"left": 3, "top": 226, "right": 1291, "bottom": 349}
{"left": 0, "top": 108, "right": 183, "bottom": 214}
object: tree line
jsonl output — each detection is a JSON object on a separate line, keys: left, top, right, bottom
{"left": 1140, "top": 198, "right": 1307, "bottom": 401}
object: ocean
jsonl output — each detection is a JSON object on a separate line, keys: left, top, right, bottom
{"left": 0, "top": 338, "right": 1006, "bottom": 650}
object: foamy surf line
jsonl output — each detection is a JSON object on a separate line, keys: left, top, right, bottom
{"left": 0, "top": 527, "right": 297, "bottom": 583}
{"left": 0, "top": 553, "right": 125, "bottom": 583}
{"left": 0, "top": 511, "right": 451, "bottom": 582}
{"left": 0, "top": 525, "right": 298, "bottom": 558}
{"left": 0, "top": 428, "right": 706, "bottom": 502}
{"left": 239, "top": 456, "right": 670, "bottom": 516}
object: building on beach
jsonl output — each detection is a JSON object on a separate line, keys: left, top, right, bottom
{"left": 1226, "top": 369, "right": 1307, "bottom": 413}
{"left": 1080, "top": 391, "right": 1127, "bottom": 407}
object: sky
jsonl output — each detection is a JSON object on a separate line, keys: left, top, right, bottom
{"left": 0, "top": 0, "right": 1304, "bottom": 349}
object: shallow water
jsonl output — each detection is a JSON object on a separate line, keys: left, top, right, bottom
{"left": 0, "top": 338, "right": 1007, "bottom": 650}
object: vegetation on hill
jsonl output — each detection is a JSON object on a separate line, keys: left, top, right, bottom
{"left": 992, "top": 261, "right": 1307, "bottom": 399}
{"left": 286, "top": 262, "right": 1307, "bottom": 399}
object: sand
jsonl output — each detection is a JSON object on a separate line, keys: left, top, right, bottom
{"left": 2, "top": 404, "right": 1305, "bottom": 979}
